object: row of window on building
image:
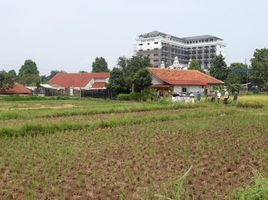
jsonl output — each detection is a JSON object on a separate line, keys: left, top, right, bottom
{"left": 138, "top": 38, "right": 216, "bottom": 46}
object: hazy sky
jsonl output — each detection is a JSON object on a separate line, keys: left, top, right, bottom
{"left": 0, "top": 0, "right": 267, "bottom": 75}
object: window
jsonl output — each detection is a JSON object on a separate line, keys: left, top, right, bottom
{"left": 153, "top": 59, "right": 159, "bottom": 62}
{"left": 182, "top": 88, "right": 187, "bottom": 93}
{"left": 154, "top": 48, "right": 158, "bottom": 50}
{"left": 154, "top": 42, "right": 159, "bottom": 44}
{"left": 147, "top": 43, "right": 150, "bottom": 45}
{"left": 154, "top": 54, "right": 158, "bottom": 56}
{"left": 139, "top": 44, "right": 143, "bottom": 46}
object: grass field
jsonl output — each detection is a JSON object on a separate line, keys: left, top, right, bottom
{"left": 0, "top": 95, "right": 267, "bottom": 199}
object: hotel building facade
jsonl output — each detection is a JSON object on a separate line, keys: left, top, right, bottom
{"left": 136, "top": 31, "right": 225, "bottom": 69}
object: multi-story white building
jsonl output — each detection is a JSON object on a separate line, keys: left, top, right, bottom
{"left": 136, "top": 31, "right": 226, "bottom": 69}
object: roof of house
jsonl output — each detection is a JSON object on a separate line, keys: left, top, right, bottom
{"left": 49, "top": 72, "right": 110, "bottom": 88}
{"left": 148, "top": 68, "right": 224, "bottom": 86}
{"left": 0, "top": 83, "right": 32, "bottom": 94}
{"left": 91, "top": 82, "right": 107, "bottom": 89}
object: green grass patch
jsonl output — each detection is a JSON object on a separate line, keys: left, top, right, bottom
{"left": 237, "top": 102, "right": 264, "bottom": 109}
{"left": 236, "top": 174, "right": 268, "bottom": 200}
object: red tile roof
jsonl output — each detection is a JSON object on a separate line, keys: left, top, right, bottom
{"left": 148, "top": 68, "right": 224, "bottom": 86}
{"left": 0, "top": 83, "right": 32, "bottom": 94}
{"left": 91, "top": 82, "right": 107, "bottom": 89}
{"left": 49, "top": 73, "right": 110, "bottom": 88}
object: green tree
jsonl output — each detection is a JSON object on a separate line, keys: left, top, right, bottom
{"left": 133, "top": 68, "right": 152, "bottom": 92}
{"left": 18, "top": 60, "right": 40, "bottom": 86}
{"left": 209, "top": 54, "right": 228, "bottom": 81}
{"left": 226, "top": 63, "right": 248, "bottom": 85}
{"left": 92, "top": 57, "right": 109, "bottom": 72}
{"left": 251, "top": 48, "right": 268, "bottom": 90}
{"left": 108, "top": 56, "right": 152, "bottom": 94}
{"left": 7, "top": 70, "right": 17, "bottom": 81}
{"left": 188, "top": 59, "right": 204, "bottom": 72}
{"left": 0, "top": 70, "right": 15, "bottom": 90}
{"left": 107, "top": 68, "right": 128, "bottom": 94}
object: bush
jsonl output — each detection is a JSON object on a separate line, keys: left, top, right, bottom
{"left": 129, "top": 92, "right": 142, "bottom": 101}
{"left": 117, "top": 92, "right": 144, "bottom": 101}
{"left": 116, "top": 94, "right": 131, "bottom": 101}
{"left": 117, "top": 89, "right": 157, "bottom": 102}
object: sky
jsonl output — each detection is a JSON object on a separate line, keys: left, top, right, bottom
{"left": 0, "top": 0, "right": 267, "bottom": 75}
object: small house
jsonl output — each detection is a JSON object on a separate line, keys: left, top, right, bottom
{"left": 0, "top": 83, "right": 32, "bottom": 95}
{"left": 148, "top": 67, "right": 224, "bottom": 96}
{"left": 45, "top": 72, "right": 110, "bottom": 97}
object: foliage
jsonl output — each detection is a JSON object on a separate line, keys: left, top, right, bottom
{"left": 227, "top": 83, "right": 242, "bottom": 94}
{"left": 236, "top": 174, "right": 268, "bottom": 200}
{"left": 251, "top": 48, "right": 268, "bottom": 90}
{"left": 92, "top": 57, "right": 109, "bottom": 72}
{"left": 107, "top": 68, "right": 129, "bottom": 95}
{"left": 209, "top": 54, "right": 228, "bottom": 81}
{"left": 188, "top": 59, "right": 204, "bottom": 72}
{"left": 116, "top": 94, "right": 131, "bottom": 101}
{"left": 7, "top": 70, "right": 17, "bottom": 81}
{"left": 228, "top": 63, "right": 249, "bottom": 84}
{"left": 117, "top": 89, "right": 157, "bottom": 101}
{"left": 18, "top": 59, "right": 40, "bottom": 86}
{"left": 0, "top": 70, "right": 15, "bottom": 90}
{"left": 109, "top": 56, "right": 152, "bottom": 94}
{"left": 79, "top": 70, "right": 88, "bottom": 73}
{"left": 133, "top": 68, "right": 152, "bottom": 92}
{"left": 225, "top": 63, "right": 249, "bottom": 93}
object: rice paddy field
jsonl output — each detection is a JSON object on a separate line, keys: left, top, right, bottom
{"left": 0, "top": 95, "right": 267, "bottom": 199}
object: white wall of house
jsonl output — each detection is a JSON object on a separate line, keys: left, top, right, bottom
{"left": 173, "top": 85, "right": 204, "bottom": 94}
{"left": 94, "top": 78, "right": 109, "bottom": 83}
{"left": 84, "top": 78, "right": 109, "bottom": 89}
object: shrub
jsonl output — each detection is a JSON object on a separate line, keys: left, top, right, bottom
{"left": 117, "top": 89, "right": 157, "bottom": 101}
{"left": 129, "top": 92, "right": 142, "bottom": 101}
{"left": 116, "top": 94, "right": 131, "bottom": 101}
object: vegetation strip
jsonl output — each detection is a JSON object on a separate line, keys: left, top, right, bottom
{"left": 0, "top": 103, "right": 202, "bottom": 120}
{"left": 0, "top": 111, "right": 221, "bottom": 137}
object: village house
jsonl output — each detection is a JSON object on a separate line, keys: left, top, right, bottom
{"left": 148, "top": 67, "right": 224, "bottom": 96}
{"left": 0, "top": 83, "right": 32, "bottom": 95}
{"left": 40, "top": 72, "right": 110, "bottom": 97}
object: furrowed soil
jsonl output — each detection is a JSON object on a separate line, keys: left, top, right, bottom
{"left": 0, "top": 96, "right": 267, "bottom": 199}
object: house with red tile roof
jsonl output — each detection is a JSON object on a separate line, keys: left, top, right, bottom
{"left": 47, "top": 72, "right": 110, "bottom": 96}
{"left": 148, "top": 67, "right": 224, "bottom": 95}
{"left": 0, "top": 83, "right": 32, "bottom": 95}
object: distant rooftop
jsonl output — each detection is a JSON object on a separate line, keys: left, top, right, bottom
{"left": 138, "top": 31, "right": 223, "bottom": 42}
